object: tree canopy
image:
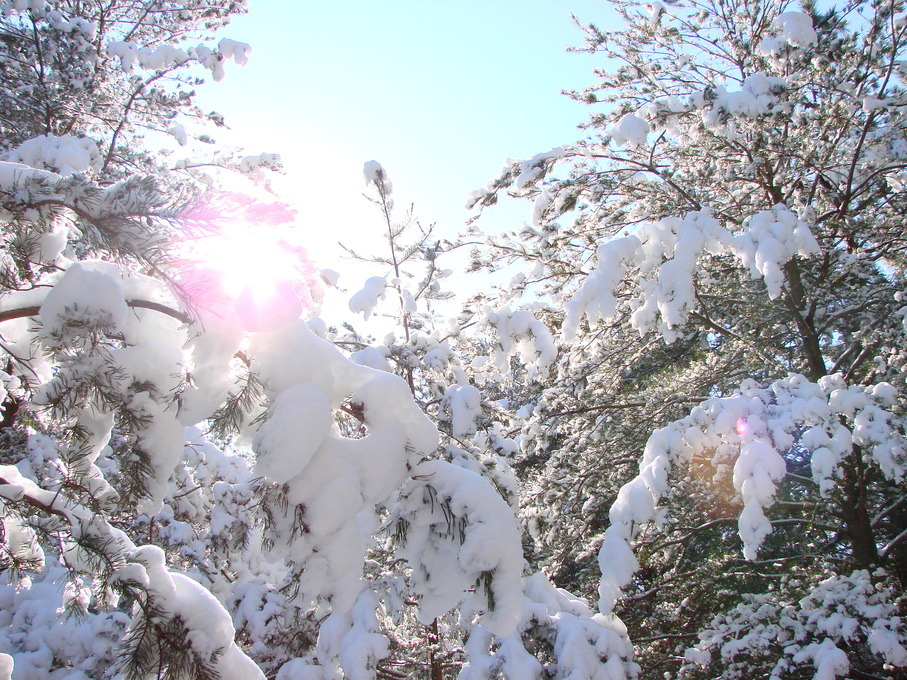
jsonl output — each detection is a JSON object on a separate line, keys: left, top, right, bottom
{"left": 470, "top": 0, "right": 907, "bottom": 676}
{"left": 0, "top": 1, "right": 905, "bottom": 680}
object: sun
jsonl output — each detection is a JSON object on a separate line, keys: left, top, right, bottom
{"left": 179, "top": 216, "right": 320, "bottom": 332}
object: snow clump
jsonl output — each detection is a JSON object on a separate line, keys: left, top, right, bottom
{"left": 349, "top": 276, "right": 387, "bottom": 319}
{"left": 4, "top": 134, "right": 101, "bottom": 175}
{"left": 608, "top": 113, "right": 650, "bottom": 148}
{"left": 39, "top": 261, "right": 129, "bottom": 339}
{"left": 363, "top": 160, "right": 391, "bottom": 192}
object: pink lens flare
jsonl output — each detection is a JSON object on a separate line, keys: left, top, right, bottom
{"left": 174, "top": 193, "right": 323, "bottom": 331}
{"left": 179, "top": 192, "right": 297, "bottom": 231}
{"left": 735, "top": 418, "right": 748, "bottom": 436}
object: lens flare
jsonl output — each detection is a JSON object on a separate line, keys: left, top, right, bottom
{"left": 176, "top": 195, "right": 321, "bottom": 331}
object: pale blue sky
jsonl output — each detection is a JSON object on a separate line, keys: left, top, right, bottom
{"left": 197, "top": 0, "right": 616, "bottom": 274}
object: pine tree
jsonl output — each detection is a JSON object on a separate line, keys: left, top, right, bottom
{"left": 0, "top": 5, "right": 636, "bottom": 680}
{"left": 470, "top": 0, "right": 907, "bottom": 677}
{"left": 329, "top": 162, "right": 636, "bottom": 680}
{"left": 0, "top": 2, "right": 273, "bottom": 678}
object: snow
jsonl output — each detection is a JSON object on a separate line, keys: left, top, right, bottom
{"left": 349, "top": 276, "right": 387, "bottom": 319}
{"left": 169, "top": 124, "right": 188, "bottom": 145}
{"left": 3, "top": 515, "right": 44, "bottom": 566}
{"left": 442, "top": 384, "right": 482, "bottom": 437}
{"left": 114, "top": 342, "right": 184, "bottom": 396}
{"left": 242, "top": 318, "right": 531, "bottom": 675}
{"left": 125, "top": 392, "right": 187, "bottom": 515}
{"left": 514, "top": 147, "right": 566, "bottom": 190}
{"left": 608, "top": 113, "right": 649, "bottom": 149}
{"left": 483, "top": 306, "right": 556, "bottom": 380}
{"left": 107, "top": 41, "right": 189, "bottom": 71}
{"left": 868, "top": 619, "right": 907, "bottom": 665}
{"left": 349, "top": 346, "right": 392, "bottom": 372}
{"left": 239, "top": 152, "right": 282, "bottom": 176}
{"left": 4, "top": 134, "right": 100, "bottom": 175}
{"left": 394, "top": 460, "right": 523, "bottom": 637}
{"left": 685, "top": 569, "right": 905, "bottom": 679}
{"left": 124, "top": 547, "right": 267, "bottom": 680}
{"left": 563, "top": 210, "right": 730, "bottom": 342}
{"left": 320, "top": 268, "right": 341, "bottom": 288}
{"left": 597, "top": 374, "right": 907, "bottom": 614}
{"left": 459, "top": 571, "right": 637, "bottom": 680}
{"left": 562, "top": 207, "right": 820, "bottom": 342}
{"left": 775, "top": 12, "right": 818, "bottom": 48}
{"left": 38, "top": 262, "right": 128, "bottom": 339}
{"left": 646, "top": 1, "right": 665, "bottom": 22}
{"left": 0, "top": 561, "right": 128, "bottom": 680}
{"left": 733, "top": 438, "right": 787, "bottom": 559}
{"left": 218, "top": 37, "right": 252, "bottom": 66}
{"left": 252, "top": 382, "right": 334, "bottom": 483}
{"left": 0, "top": 470, "right": 262, "bottom": 679}
{"left": 733, "top": 206, "right": 819, "bottom": 298}
{"left": 363, "top": 160, "right": 391, "bottom": 192}
{"left": 3, "top": 4, "right": 900, "bottom": 676}
{"left": 35, "top": 225, "right": 68, "bottom": 264}
{"left": 309, "top": 589, "right": 391, "bottom": 680}
{"left": 793, "top": 640, "right": 849, "bottom": 680}
{"left": 178, "top": 312, "right": 245, "bottom": 426}
{"left": 107, "top": 37, "right": 251, "bottom": 81}
{"left": 363, "top": 160, "right": 384, "bottom": 183}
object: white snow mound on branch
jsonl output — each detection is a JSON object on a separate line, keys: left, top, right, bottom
{"left": 483, "top": 305, "right": 556, "bottom": 380}
{"left": 514, "top": 146, "right": 566, "bottom": 190}
{"left": 243, "top": 320, "right": 457, "bottom": 679}
{"left": 460, "top": 572, "right": 637, "bottom": 680}
{"left": 39, "top": 261, "right": 129, "bottom": 337}
{"left": 394, "top": 460, "right": 523, "bottom": 637}
{"left": 775, "top": 11, "right": 819, "bottom": 47}
{"left": 218, "top": 38, "right": 251, "bottom": 66}
{"left": 684, "top": 570, "right": 904, "bottom": 679}
{"left": 363, "top": 160, "right": 391, "bottom": 193}
{"left": 349, "top": 276, "right": 386, "bottom": 319}
{"left": 4, "top": 134, "right": 101, "bottom": 175}
{"left": 253, "top": 382, "right": 334, "bottom": 483}
{"left": 608, "top": 113, "right": 649, "bottom": 148}
{"left": 692, "top": 73, "right": 788, "bottom": 130}
{"left": 733, "top": 205, "right": 819, "bottom": 298}
{"left": 107, "top": 38, "right": 251, "bottom": 81}
{"left": 443, "top": 384, "right": 483, "bottom": 438}
{"left": 758, "top": 12, "right": 817, "bottom": 55}
{"left": 130, "top": 546, "right": 266, "bottom": 680}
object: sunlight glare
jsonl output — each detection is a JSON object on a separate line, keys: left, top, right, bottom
{"left": 182, "top": 219, "right": 319, "bottom": 332}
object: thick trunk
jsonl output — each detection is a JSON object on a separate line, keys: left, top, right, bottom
{"left": 840, "top": 450, "right": 879, "bottom": 568}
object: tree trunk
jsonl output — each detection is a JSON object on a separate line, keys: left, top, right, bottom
{"left": 840, "top": 449, "right": 879, "bottom": 568}
{"left": 429, "top": 619, "right": 444, "bottom": 680}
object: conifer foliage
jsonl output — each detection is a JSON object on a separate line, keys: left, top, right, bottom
{"left": 2, "top": 0, "right": 907, "bottom": 680}
{"left": 470, "top": 0, "right": 907, "bottom": 678}
{"left": 0, "top": 3, "right": 630, "bottom": 680}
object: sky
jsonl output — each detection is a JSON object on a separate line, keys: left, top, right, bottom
{"left": 196, "top": 0, "right": 618, "bottom": 281}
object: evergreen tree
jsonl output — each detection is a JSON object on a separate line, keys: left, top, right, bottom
{"left": 0, "top": 5, "right": 635, "bottom": 680}
{"left": 471, "top": 0, "right": 907, "bottom": 677}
